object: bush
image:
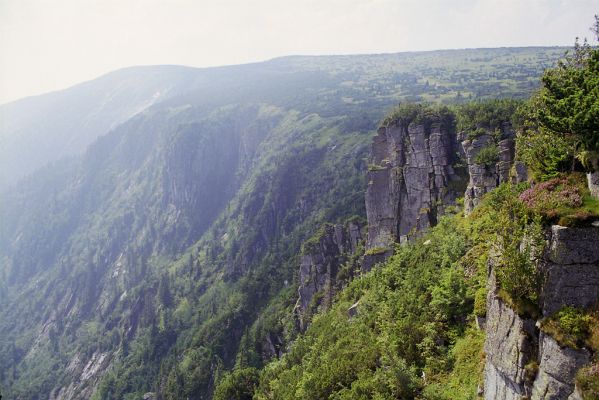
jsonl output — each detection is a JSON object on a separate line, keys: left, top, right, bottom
{"left": 468, "top": 183, "right": 543, "bottom": 316}
{"left": 519, "top": 176, "right": 583, "bottom": 215}
{"left": 541, "top": 306, "right": 598, "bottom": 350}
{"left": 213, "top": 367, "right": 259, "bottom": 400}
{"left": 455, "top": 99, "right": 521, "bottom": 137}
{"left": 473, "top": 287, "right": 487, "bottom": 318}
{"left": 382, "top": 103, "right": 455, "bottom": 131}
{"left": 515, "top": 127, "right": 575, "bottom": 181}
{"left": 473, "top": 145, "right": 499, "bottom": 167}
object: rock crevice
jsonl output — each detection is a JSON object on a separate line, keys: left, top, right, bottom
{"left": 365, "top": 120, "right": 465, "bottom": 249}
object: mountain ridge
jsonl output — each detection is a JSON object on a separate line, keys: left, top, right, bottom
{"left": 0, "top": 46, "right": 582, "bottom": 399}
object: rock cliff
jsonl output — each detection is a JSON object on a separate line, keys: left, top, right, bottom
{"left": 365, "top": 120, "right": 466, "bottom": 249}
{"left": 365, "top": 118, "right": 525, "bottom": 252}
{"left": 294, "top": 222, "right": 363, "bottom": 331}
{"left": 460, "top": 123, "right": 523, "bottom": 214}
{"left": 484, "top": 225, "right": 599, "bottom": 400}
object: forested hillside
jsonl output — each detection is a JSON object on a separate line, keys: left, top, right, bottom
{"left": 0, "top": 46, "right": 586, "bottom": 399}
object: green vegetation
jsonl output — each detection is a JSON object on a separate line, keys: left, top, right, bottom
{"left": 255, "top": 178, "right": 549, "bottom": 399}
{"left": 255, "top": 216, "right": 473, "bottom": 399}
{"left": 420, "top": 329, "right": 485, "bottom": 399}
{"left": 468, "top": 183, "right": 544, "bottom": 317}
{"left": 382, "top": 102, "right": 455, "bottom": 130}
{"left": 577, "top": 363, "right": 599, "bottom": 400}
{"left": 213, "top": 367, "right": 259, "bottom": 400}
{"left": 473, "top": 145, "right": 499, "bottom": 167}
{"left": 0, "top": 44, "right": 588, "bottom": 399}
{"left": 364, "top": 246, "right": 389, "bottom": 256}
{"left": 456, "top": 98, "right": 522, "bottom": 138}
{"left": 535, "top": 40, "right": 599, "bottom": 171}
{"left": 515, "top": 125, "right": 575, "bottom": 180}
{"left": 541, "top": 306, "right": 599, "bottom": 350}
{"left": 367, "top": 163, "right": 386, "bottom": 171}
{"left": 517, "top": 18, "right": 599, "bottom": 179}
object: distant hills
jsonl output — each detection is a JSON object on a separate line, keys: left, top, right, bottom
{"left": 0, "top": 47, "right": 564, "bottom": 188}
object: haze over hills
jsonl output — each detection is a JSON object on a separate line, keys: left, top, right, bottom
{"left": 1, "top": 45, "right": 597, "bottom": 400}
{"left": 0, "top": 47, "right": 563, "bottom": 188}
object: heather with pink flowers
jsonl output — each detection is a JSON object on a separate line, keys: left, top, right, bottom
{"left": 519, "top": 176, "right": 584, "bottom": 218}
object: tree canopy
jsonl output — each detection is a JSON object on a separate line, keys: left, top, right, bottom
{"left": 534, "top": 18, "right": 599, "bottom": 168}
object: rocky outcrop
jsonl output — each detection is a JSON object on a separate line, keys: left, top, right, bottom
{"left": 542, "top": 225, "right": 599, "bottom": 317}
{"left": 484, "top": 225, "right": 599, "bottom": 400}
{"left": 50, "top": 351, "right": 112, "bottom": 400}
{"left": 532, "top": 333, "right": 590, "bottom": 399}
{"left": 295, "top": 222, "right": 363, "bottom": 331}
{"left": 461, "top": 124, "right": 517, "bottom": 214}
{"left": 484, "top": 267, "right": 537, "bottom": 400}
{"left": 365, "top": 120, "right": 465, "bottom": 249}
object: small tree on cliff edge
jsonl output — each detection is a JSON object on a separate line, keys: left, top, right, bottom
{"left": 532, "top": 16, "right": 599, "bottom": 172}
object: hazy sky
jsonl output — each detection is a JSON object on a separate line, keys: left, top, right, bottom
{"left": 0, "top": 0, "right": 596, "bottom": 104}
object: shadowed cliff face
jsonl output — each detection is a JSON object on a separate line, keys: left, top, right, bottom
{"left": 365, "top": 120, "right": 466, "bottom": 248}
{"left": 294, "top": 222, "right": 363, "bottom": 331}
{"left": 460, "top": 123, "right": 527, "bottom": 214}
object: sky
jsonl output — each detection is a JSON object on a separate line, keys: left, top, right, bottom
{"left": 0, "top": 0, "right": 597, "bottom": 104}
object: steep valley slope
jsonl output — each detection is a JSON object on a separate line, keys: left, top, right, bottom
{"left": 0, "top": 47, "right": 572, "bottom": 399}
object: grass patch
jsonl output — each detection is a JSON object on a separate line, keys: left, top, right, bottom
{"left": 540, "top": 306, "right": 599, "bottom": 350}
{"left": 497, "top": 288, "right": 540, "bottom": 320}
{"left": 367, "top": 164, "right": 387, "bottom": 172}
{"left": 364, "top": 246, "right": 389, "bottom": 256}
{"left": 576, "top": 363, "right": 599, "bottom": 400}
{"left": 421, "top": 327, "right": 485, "bottom": 400}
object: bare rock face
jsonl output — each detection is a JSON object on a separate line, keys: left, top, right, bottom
{"left": 365, "top": 121, "right": 465, "bottom": 249}
{"left": 532, "top": 333, "right": 591, "bottom": 400}
{"left": 484, "top": 225, "right": 599, "bottom": 400}
{"left": 461, "top": 124, "right": 516, "bottom": 214}
{"left": 542, "top": 225, "right": 599, "bottom": 316}
{"left": 295, "top": 222, "right": 363, "bottom": 331}
{"left": 484, "top": 269, "right": 537, "bottom": 400}
{"left": 50, "top": 351, "right": 112, "bottom": 400}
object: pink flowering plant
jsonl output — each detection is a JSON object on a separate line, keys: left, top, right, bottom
{"left": 519, "top": 173, "right": 599, "bottom": 224}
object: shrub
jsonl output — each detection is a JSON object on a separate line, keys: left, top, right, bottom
{"left": 382, "top": 103, "right": 455, "bottom": 131}
{"left": 540, "top": 306, "right": 596, "bottom": 349}
{"left": 455, "top": 99, "right": 521, "bottom": 137}
{"left": 515, "top": 127, "right": 575, "bottom": 181}
{"left": 519, "top": 176, "right": 583, "bottom": 215}
{"left": 473, "top": 145, "right": 499, "bottom": 167}
{"left": 468, "top": 183, "right": 543, "bottom": 316}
